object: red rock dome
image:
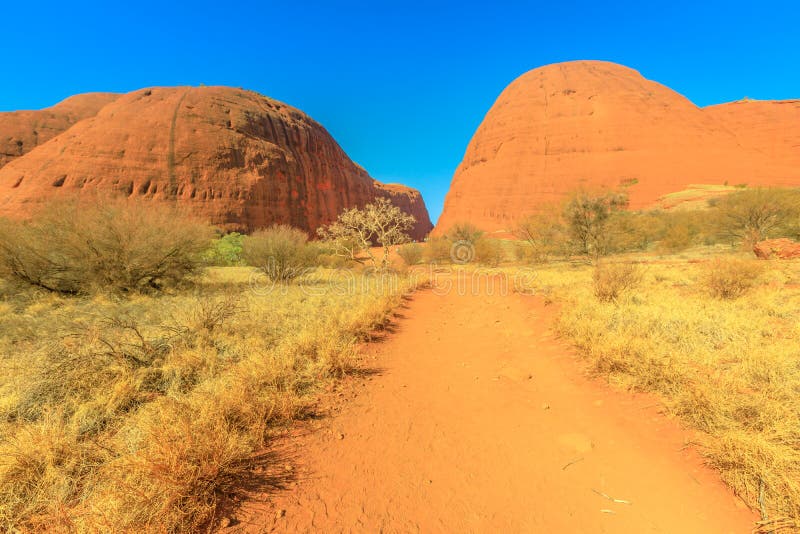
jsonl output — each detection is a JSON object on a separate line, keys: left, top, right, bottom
{"left": 0, "top": 92, "right": 119, "bottom": 168}
{"left": 436, "top": 60, "right": 800, "bottom": 233}
{"left": 0, "top": 86, "right": 432, "bottom": 239}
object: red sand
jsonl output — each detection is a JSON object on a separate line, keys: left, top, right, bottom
{"left": 224, "top": 275, "right": 756, "bottom": 533}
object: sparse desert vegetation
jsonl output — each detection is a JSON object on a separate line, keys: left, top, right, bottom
{"left": 3, "top": 187, "right": 800, "bottom": 531}
{"left": 527, "top": 256, "right": 800, "bottom": 528}
{"left": 591, "top": 261, "right": 642, "bottom": 302}
{"left": 0, "top": 198, "right": 213, "bottom": 294}
{"left": 242, "top": 225, "right": 319, "bottom": 283}
{"left": 0, "top": 199, "right": 421, "bottom": 531}
{"left": 3, "top": 19, "right": 800, "bottom": 530}
{"left": 317, "top": 197, "right": 416, "bottom": 270}
{"left": 426, "top": 187, "right": 800, "bottom": 528}
{"left": 471, "top": 186, "right": 800, "bottom": 528}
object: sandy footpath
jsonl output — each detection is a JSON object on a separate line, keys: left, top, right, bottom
{"left": 226, "top": 274, "right": 756, "bottom": 533}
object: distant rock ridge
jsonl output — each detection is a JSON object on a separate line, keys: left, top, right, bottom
{"left": 0, "top": 86, "right": 432, "bottom": 240}
{"left": 436, "top": 60, "right": 800, "bottom": 233}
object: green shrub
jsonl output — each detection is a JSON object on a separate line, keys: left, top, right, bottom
{"left": 516, "top": 207, "right": 567, "bottom": 262}
{"left": 712, "top": 187, "right": 800, "bottom": 246}
{"left": 593, "top": 262, "right": 642, "bottom": 302}
{"left": 564, "top": 190, "right": 628, "bottom": 257}
{"left": 702, "top": 257, "right": 764, "bottom": 299}
{"left": 474, "top": 238, "right": 505, "bottom": 266}
{"left": 397, "top": 243, "right": 423, "bottom": 265}
{"left": 203, "top": 232, "right": 244, "bottom": 266}
{"left": 423, "top": 236, "right": 452, "bottom": 264}
{"left": 242, "top": 225, "right": 317, "bottom": 283}
{"left": 0, "top": 198, "right": 212, "bottom": 294}
{"left": 658, "top": 222, "right": 694, "bottom": 253}
{"left": 446, "top": 222, "right": 483, "bottom": 244}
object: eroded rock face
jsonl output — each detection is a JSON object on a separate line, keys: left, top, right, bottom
{"left": 436, "top": 61, "right": 800, "bottom": 234}
{"left": 753, "top": 238, "right": 800, "bottom": 260}
{"left": 0, "top": 87, "right": 432, "bottom": 239}
{"left": 373, "top": 182, "right": 433, "bottom": 242}
{"left": 0, "top": 93, "right": 120, "bottom": 169}
{"left": 705, "top": 99, "right": 800, "bottom": 169}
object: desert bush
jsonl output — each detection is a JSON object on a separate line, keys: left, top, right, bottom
{"left": 190, "top": 293, "right": 243, "bottom": 334}
{"left": 397, "top": 243, "right": 423, "bottom": 265}
{"left": 317, "top": 197, "right": 415, "bottom": 270}
{"left": 0, "top": 198, "right": 212, "bottom": 294}
{"left": 516, "top": 207, "right": 567, "bottom": 262}
{"left": 203, "top": 232, "right": 244, "bottom": 266}
{"left": 423, "top": 236, "right": 453, "bottom": 264}
{"left": 552, "top": 259, "right": 800, "bottom": 522}
{"left": 564, "top": 190, "right": 628, "bottom": 257}
{"left": 658, "top": 209, "right": 719, "bottom": 252}
{"left": 513, "top": 242, "right": 530, "bottom": 262}
{"left": 315, "top": 252, "right": 352, "bottom": 268}
{"left": 602, "top": 211, "right": 665, "bottom": 253}
{"left": 592, "top": 262, "right": 642, "bottom": 302}
{"left": 711, "top": 187, "right": 800, "bottom": 246}
{"left": 702, "top": 257, "right": 764, "bottom": 299}
{"left": 446, "top": 222, "right": 483, "bottom": 245}
{"left": 658, "top": 220, "right": 694, "bottom": 253}
{"left": 242, "top": 225, "right": 317, "bottom": 283}
{"left": 0, "top": 265, "right": 422, "bottom": 531}
{"left": 474, "top": 238, "right": 505, "bottom": 266}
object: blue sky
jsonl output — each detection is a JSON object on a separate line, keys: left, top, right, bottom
{"left": 1, "top": 1, "right": 798, "bottom": 223}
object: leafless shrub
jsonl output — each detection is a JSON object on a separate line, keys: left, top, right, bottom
{"left": 593, "top": 262, "right": 642, "bottom": 302}
{"left": 242, "top": 225, "right": 317, "bottom": 283}
{"left": 702, "top": 257, "right": 764, "bottom": 299}
{"left": 0, "top": 197, "right": 212, "bottom": 294}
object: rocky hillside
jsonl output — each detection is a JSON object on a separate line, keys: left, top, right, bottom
{"left": 0, "top": 87, "right": 432, "bottom": 239}
{"left": 436, "top": 61, "right": 800, "bottom": 233}
{"left": 0, "top": 93, "right": 119, "bottom": 168}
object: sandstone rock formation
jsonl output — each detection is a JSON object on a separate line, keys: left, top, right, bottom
{"left": 705, "top": 99, "right": 800, "bottom": 169}
{"left": 0, "top": 87, "right": 431, "bottom": 240}
{"left": 0, "top": 93, "right": 119, "bottom": 169}
{"left": 436, "top": 61, "right": 800, "bottom": 234}
{"left": 753, "top": 238, "right": 800, "bottom": 260}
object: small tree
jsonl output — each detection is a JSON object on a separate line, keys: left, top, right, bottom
{"left": 317, "top": 197, "right": 415, "bottom": 270}
{"left": 712, "top": 188, "right": 800, "bottom": 247}
{"left": 397, "top": 243, "right": 423, "bottom": 266}
{"left": 564, "top": 190, "right": 628, "bottom": 258}
{"left": 516, "top": 205, "right": 567, "bottom": 262}
{"left": 242, "top": 225, "right": 316, "bottom": 283}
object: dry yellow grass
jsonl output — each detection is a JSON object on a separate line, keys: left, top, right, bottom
{"left": 505, "top": 254, "right": 800, "bottom": 527}
{"left": 0, "top": 266, "right": 421, "bottom": 532}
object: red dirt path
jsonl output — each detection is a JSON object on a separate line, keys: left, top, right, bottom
{"left": 226, "top": 276, "right": 756, "bottom": 533}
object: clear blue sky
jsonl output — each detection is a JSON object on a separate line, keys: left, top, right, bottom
{"left": 1, "top": 1, "right": 798, "bottom": 223}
